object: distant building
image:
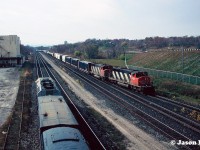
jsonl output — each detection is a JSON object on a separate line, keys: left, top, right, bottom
{"left": 0, "top": 35, "right": 24, "bottom": 67}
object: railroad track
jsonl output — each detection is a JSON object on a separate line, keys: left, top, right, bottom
{"left": 42, "top": 52, "right": 200, "bottom": 150}
{"left": 36, "top": 53, "right": 50, "bottom": 78}
{"left": 3, "top": 54, "right": 49, "bottom": 150}
{"left": 109, "top": 84, "right": 200, "bottom": 132}
{"left": 154, "top": 95, "right": 200, "bottom": 122}
{"left": 35, "top": 53, "right": 42, "bottom": 77}
{"left": 3, "top": 76, "right": 31, "bottom": 149}
{"left": 36, "top": 52, "right": 105, "bottom": 149}
{"left": 111, "top": 81, "right": 200, "bottom": 115}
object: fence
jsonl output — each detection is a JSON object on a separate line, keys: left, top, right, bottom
{"left": 128, "top": 65, "right": 200, "bottom": 85}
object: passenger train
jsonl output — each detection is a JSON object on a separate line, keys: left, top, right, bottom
{"left": 36, "top": 77, "right": 89, "bottom": 150}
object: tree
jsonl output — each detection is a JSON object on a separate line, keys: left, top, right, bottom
{"left": 20, "top": 44, "right": 35, "bottom": 59}
{"left": 121, "top": 41, "right": 128, "bottom": 56}
{"left": 85, "top": 44, "right": 99, "bottom": 59}
{"left": 74, "top": 50, "right": 82, "bottom": 57}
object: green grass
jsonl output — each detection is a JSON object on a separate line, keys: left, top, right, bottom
{"left": 89, "top": 51, "right": 200, "bottom": 77}
{"left": 88, "top": 54, "right": 134, "bottom": 67}
{"left": 128, "top": 51, "right": 200, "bottom": 76}
{"left": 89, "top": 59, "right": 125, "bottom": 67}
{"left": 153, "top": 78, "right": 200, "bottom": 105}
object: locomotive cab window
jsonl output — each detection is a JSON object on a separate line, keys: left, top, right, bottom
{"left": 143, "top": 72, "right": 148, "bottom": 76}
{"left": 102, "top": 65, "right": 112, "bottom": 69}
{"left": 135, "top": 72, "right": 148, "bottom": 77}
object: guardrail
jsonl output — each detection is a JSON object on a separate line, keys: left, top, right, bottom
{"left": 128, "top": 65, "right": 200, "bottom": 85}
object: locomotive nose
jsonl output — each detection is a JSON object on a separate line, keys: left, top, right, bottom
{"left": 139, "top": 76, "right": 150, "bottom": 86}
{"left": 104, "top": 69, "right": 111, "bottom": 77}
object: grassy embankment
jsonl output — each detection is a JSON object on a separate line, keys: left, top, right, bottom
{"left": 89, "top": 50, "right": 200, "bottom": 105}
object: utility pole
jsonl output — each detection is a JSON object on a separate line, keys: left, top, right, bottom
{"left": 182, "top": 46, "right": 184, "bottom": 74}
{"left": 181, "top": 46, "right": 184, "bottom": 82}
{"left": 121, "top": 41, "right": 128, "bottom": 69}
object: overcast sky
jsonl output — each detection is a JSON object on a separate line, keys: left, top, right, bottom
{"left": 1, "top": 0, "right": 200, "bottom": 46}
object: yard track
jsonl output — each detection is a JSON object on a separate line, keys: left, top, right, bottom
{"left": 3, "top": 71, "right": 32, "bottom": 150}
{"left": 43, "top": 52, "right": 200, "bottom": 150}
{"left": 35, "top": 52, "right": 105, "bottom": 149}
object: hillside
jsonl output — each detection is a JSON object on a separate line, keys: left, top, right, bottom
{"left": 128, "top": 50, "right": 200, "bottom": 76}
{"left": 88, "top": 50, "right": 200, "bottom": 104}
{"left": 89, "top": 50, "right": 200, "bottom": 77}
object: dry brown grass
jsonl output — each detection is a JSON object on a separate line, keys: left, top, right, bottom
{"left": 154, "top": 78, "right": 200, "bottom": 105}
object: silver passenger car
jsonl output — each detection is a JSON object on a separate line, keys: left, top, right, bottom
{"left": 38, "top": 95, "right": 78, "bottom": 131}
{"left": 42, "top": 127, "right": 89, "bottom": 150}
{"left": 38, "top": 95, "right": 89, "bottom": 150}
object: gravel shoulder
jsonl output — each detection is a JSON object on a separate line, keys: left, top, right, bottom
{"left": 42, "top": 54, "right": 177, "bottom": 150}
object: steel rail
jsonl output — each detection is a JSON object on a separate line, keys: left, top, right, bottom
{"left": 3, "top": 78, "right": 26, "bottom": 150}
{"left": 47, "top": 53, "right": 200, "bottom": 135}
{"left": 107, "top": 83, "right": 200, "bottom": 132}
{"left": 43, "top": 53, "right": 199, "bottom": 149}
{"left": 38, "top": 54, "right": 50, "bottom": 77}
{"left": 155, "top": 95, "right": 200, "bottom": 112}
{"left": 17, "top": 78, "right": 26, "bottom": 150}
{"left": 116, "top": 83, "right": 200, "bottom": 124}
{"left": 35, "top": 53, "right": 43, "bottom": 78}
{"left": 39, "top": 53, "right": 106, "bottom": 150}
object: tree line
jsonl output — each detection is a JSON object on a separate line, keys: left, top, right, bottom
{"left": 47, "top": 36, "right": 200, "bottom": 59}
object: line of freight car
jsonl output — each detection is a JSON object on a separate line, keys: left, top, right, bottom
{"left": 46, "top": 51, "right": 155, "bottom": 95}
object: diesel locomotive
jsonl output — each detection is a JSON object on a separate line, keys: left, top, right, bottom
{"left": 36, "top": 77, "right": 89, "bottom": 150}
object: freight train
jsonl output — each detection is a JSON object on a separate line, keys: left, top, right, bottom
{"left": 47, "top": 52, "right": 155, "bottom": 96}
{"left": 36, "top": 77, "right": 89, "bottom": 150}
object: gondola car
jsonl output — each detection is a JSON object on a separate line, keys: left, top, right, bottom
{"left": 38, "top": 95, "right": 89, "bottom": 150}
{"left": 36, "top": 77, "right": 60, "bottom": 97}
